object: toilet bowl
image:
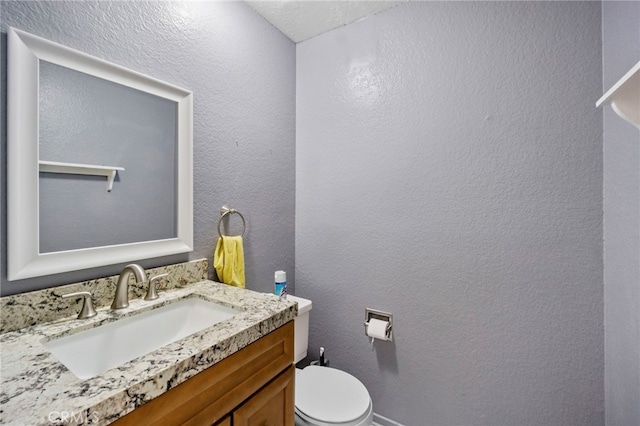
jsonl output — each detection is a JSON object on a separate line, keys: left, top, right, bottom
{"left": 287, "top": 295, "right": 373, "bottom": 426}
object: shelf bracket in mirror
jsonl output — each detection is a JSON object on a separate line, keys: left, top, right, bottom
{"left": 39, "top": 160, "right": 125, "bottom": 192}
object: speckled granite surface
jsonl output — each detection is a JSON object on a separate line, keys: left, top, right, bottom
{"left": 0, "top": 280, "right": 297, "bottom": 425}
{"left": 0, "top": 259, "right": 208, "bottom": 334}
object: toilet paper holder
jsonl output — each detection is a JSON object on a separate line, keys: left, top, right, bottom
{"left": 364, "top": 308, "right": 393, "bottom": 341}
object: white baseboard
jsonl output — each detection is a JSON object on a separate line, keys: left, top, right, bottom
{"left": 373, "top": 412, "right": 406, "bottom": 426}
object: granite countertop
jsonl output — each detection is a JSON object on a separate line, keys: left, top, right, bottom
{"left": 0, "top": 281, "right": 297, "bottom": 425}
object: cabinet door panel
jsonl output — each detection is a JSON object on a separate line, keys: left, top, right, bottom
{"left": 233, "top": 365, "right": 295, "bottom": 426}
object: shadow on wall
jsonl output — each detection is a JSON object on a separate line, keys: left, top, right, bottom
{"left": 374, "top": 339, "right": 399, "bottom": 374}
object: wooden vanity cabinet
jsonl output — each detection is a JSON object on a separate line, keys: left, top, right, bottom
{"left": 114, "top": 321, "right": 295, "bottom": 426}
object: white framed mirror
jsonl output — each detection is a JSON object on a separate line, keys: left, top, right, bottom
{"left": 7, "top": 27, "right": 193, "bottom": 281}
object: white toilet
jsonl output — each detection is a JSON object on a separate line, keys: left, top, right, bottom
{"left": 287, "top": 295, "right": 374, "bottom": 426}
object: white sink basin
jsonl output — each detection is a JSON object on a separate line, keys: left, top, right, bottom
{"left": 43, "top": 298, "right": 239, "bottom": 380}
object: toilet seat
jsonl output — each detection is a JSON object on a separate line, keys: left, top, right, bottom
{"left": 295, "top": 403, "right": 373, "bottom": 426}
{"left": 295, "top": 366, "right": 373, "bottom": 426}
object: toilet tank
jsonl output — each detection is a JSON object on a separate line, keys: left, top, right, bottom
{"left": 286, "top": 295, "right": 312, "bottom": 364}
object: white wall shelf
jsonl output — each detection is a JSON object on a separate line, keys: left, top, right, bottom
{"left": 38, "top": 160, "right": 124, "bottom": 192}
{"left": 597, "top": 60, "right": 640, "bottom": 129}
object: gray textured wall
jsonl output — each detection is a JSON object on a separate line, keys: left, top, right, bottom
{"left": 602, "top": 1, "right": 640, "bottom": 425}
{"left": 296, "top": 2, "right": 603, "bottom": 425}
{"left": 0, "top": 1, "right": 295, "bottom": 296}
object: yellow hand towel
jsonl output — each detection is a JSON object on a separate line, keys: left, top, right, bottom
{"left": 214, "top": 235, "right": 245, "bottom": 288}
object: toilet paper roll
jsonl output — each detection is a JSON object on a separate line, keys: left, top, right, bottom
{"left": 367, "top": 318, "right": 390, "bottom": 341}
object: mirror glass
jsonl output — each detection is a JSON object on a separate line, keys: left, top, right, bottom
{"left": 39, "top": 61, "right": 177, "bottom": 253}
{"left": 8, "top": 28, "right": 193, "bottom": 281}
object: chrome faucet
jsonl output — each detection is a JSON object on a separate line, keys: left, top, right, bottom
{"left": 111, "top": 264, "right": 147, "bottom": 310}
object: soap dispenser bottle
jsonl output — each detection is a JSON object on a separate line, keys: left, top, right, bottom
{"left": 274, "top": 270, "right": 287, "bottom": 299}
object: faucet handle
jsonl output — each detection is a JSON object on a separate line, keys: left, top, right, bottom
{"left": 144, "top": 273, "right": 169, "bottom": 301}
{"left": 62, "top": 291, "right": 97, "bottom": 319}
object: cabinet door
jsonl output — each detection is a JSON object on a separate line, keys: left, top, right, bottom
{"left": 233, "top": 365, "right": 295, "bottom": 426}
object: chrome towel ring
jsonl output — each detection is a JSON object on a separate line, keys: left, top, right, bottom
{"left": 217, "top": 205, "right": 246, "bottom": 237}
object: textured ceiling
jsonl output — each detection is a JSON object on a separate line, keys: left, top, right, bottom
{"left": 244, "top": 1, "right": 407, "bottom": 43}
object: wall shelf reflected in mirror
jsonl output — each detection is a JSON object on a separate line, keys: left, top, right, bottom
{"left": 597, "top": 60, "right": 640, "bottom": 129}
{"left": 39, "top": 161, "right": 125, "bottom": 192}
